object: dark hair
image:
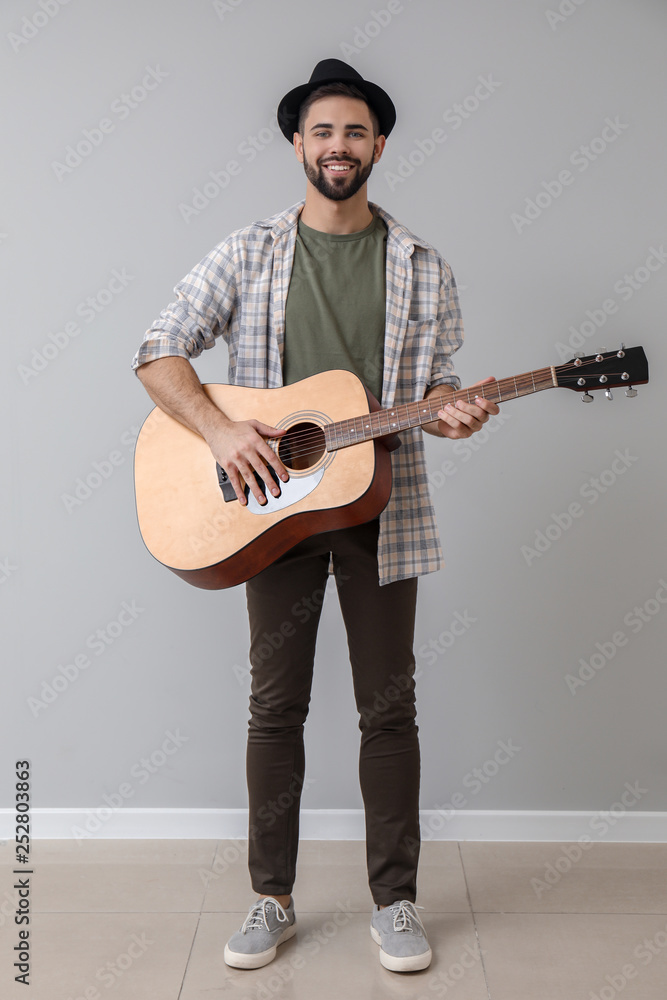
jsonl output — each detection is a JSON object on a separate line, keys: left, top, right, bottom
{"left": 297, "top": 82, "right": 380, "bottom": 139}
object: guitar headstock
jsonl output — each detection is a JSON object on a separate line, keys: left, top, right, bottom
{"left": 555, "top": 345, "right": 648, "bottom": 400}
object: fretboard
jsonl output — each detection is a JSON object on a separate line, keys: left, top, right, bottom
{"left": 324, "top": 366, "right": 557, "bottom": 451}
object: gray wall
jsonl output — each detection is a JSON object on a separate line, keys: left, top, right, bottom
{"left": 2, "top": 0, "right": 666, "bottom": 837}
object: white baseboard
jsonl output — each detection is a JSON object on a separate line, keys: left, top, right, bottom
{"left": 2, "top": 809, "right": 666, "bottom": 841}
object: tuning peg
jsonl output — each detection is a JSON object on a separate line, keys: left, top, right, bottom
{"left": 605, "top": 389, "right": 613, "bottom": 400}
{"left": 582, "top": 392, "right": 594, "bottom": 402}
{"left": 625, "top": 387, "right": 637, "bottom": 398}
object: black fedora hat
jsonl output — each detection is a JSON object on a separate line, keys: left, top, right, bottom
{"left": 277, "top": 58, "right": 396, "bottom": 143}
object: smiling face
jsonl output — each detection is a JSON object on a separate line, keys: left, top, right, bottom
{"left": 294, "top": 95, "right": 385, "bottom": 202}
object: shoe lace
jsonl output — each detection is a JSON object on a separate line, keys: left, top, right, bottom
{"left": 388, "top": 900, "right": 426, "bottom": 935}
{"left": 242, "top": 898, "right": 289, "bottom": 934}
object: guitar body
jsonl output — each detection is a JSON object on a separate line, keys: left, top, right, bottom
{"left": 134, "top": 346, "right": 648, "bottom": 590}
{"left": 133, "top": 370, "right": 394, "bottom": 589}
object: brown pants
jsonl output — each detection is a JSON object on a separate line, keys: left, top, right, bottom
{"left": 245, "top": 518, "right": 421, "bottom": 906}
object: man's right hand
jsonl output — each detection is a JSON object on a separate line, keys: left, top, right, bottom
{"left": 204, "top": 417, "right": 289, "bottom": 506}
{"left": 135, "top": 357, "right": 288, "bottom": 506}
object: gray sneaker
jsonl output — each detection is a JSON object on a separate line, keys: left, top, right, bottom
{"left": 224, "top": 896, "right": 296, "bottom": 969}
{"left": 370, "top": 900, "right": 432, "bottom": 972}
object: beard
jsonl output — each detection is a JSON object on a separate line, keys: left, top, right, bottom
{"left": 302, "top": 149, "right": 374, "bottom": 201}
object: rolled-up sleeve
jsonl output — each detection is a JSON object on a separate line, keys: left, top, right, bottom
{"left": 428, "top": 258, "right": 464, "bottom": 391}
{"left": 131, "top": 242, "right": 238, "bottom": 372}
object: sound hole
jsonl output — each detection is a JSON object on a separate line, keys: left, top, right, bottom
{"left": 278, "top": 422, "right": 326, "bottom": 471}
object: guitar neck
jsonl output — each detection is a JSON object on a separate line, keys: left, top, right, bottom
{"left": 324, "top": 366, "right": 557, "bottom": 451}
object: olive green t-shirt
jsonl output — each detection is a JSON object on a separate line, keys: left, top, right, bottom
{"left": 282, "top": 211, "right": 387, "bottom": 402}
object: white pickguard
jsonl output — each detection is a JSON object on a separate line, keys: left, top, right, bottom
{"left": 245, "top": 467, "right": 325, "bottom": 515}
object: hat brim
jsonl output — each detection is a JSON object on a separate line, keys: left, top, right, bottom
{"left": 277, "top": 77, "right": 396, "bottom": 143}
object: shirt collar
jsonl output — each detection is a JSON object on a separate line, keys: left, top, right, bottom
{"left": 257, "top": 200, "right": 434, "bottom": 258}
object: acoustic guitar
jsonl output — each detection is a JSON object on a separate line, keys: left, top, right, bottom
{"left": 133, "top": 346, "right": 648, "bottom": 589}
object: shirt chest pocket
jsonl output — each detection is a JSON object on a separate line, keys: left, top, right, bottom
{"left": 394, "top": 318, "right": 439, "bottom": 396}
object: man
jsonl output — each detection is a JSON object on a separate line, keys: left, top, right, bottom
{"left": 131, "top": 59, "right": 499, "bottom": 974}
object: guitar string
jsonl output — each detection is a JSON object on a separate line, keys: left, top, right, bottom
{"left": 265, "top": 364, "right": 638, "bottom": 462}
{"left": 270, "top": 374, "right": 636, "bottom": 461}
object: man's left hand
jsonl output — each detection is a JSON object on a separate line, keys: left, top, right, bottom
{"left": 425, "top": 376, "right": 500, "bottom": 439}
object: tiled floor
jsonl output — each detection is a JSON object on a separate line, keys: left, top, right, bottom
{"left": 2, "top": 838, "right": 667, "bottom": 999}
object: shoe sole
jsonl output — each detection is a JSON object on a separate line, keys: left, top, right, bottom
{"left": 370, "top": 924, "right": 432, "bottom": 972}
{"left": 224, "top": 921, "right": 296, "bottom": 970}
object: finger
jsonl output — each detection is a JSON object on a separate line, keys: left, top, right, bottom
{"left": 249, "top": 421, "right": 290, "bottom": 482}
{"left": 472, "top": 394, "right": 501, "bottom": 416}
{"left": 253, "top": 453, "right": 284, "bottom": 498}
{"left": 436, "top": 405, "right": 476, "bottom": 438}
{"left": 251, "top": 420, "right": 287, "bottom": 438}
{"left": 226, "top": 465, "right": 249, "bottom": 506}
{"left": 258, "top": 440, "right": 289, "bottom": 483}
{"left": 246, "top": 451, "right": 285, "bottom": 501}
{"left": 237, "top": 459, "right": 272, "bottom": 505}
{"left": 467, "top": 377, "right": 498, "bottom": 405}
{"left": 476, "top": 396, "right": 500, "bottom": 422}
{"left": 455, "top": 395, "right": 499, "bottom": 422}
{"left": 467, "top": 378, "right": 501, "bottom": 415}
{"left": 441, "top": 401, "right": 484, "bottom": 430}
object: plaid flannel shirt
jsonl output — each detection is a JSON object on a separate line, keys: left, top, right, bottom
{"left": 131, "top": 200, "right": 464, "bottom": 585}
